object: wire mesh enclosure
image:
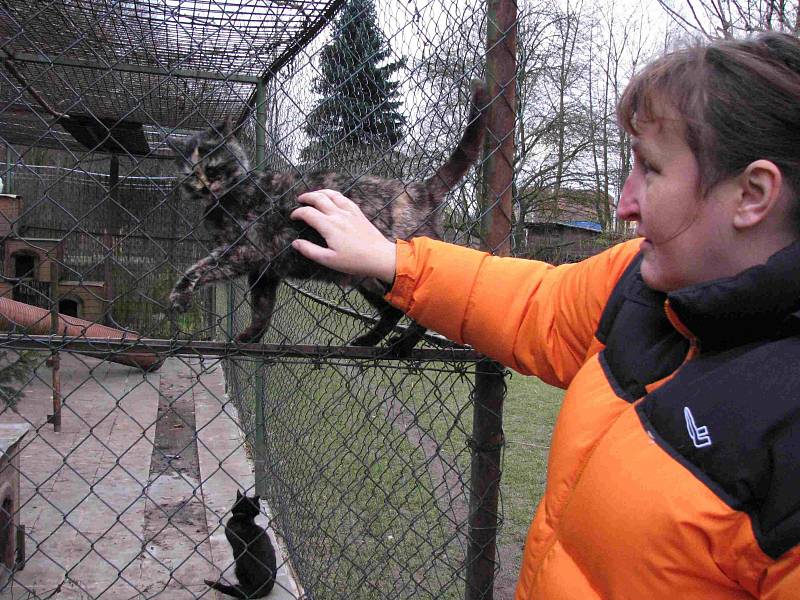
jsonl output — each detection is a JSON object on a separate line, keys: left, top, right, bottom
{"left": 0, "top": 0, "right": 515, "bottom": 598}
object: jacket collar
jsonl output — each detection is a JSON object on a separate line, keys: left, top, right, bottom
{"left": 665, "top": 240, "right": 800, "bottom": 350}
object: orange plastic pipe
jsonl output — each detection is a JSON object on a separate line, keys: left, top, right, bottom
{"left": 0, "top": 297, "right": 163, "bottom": 371}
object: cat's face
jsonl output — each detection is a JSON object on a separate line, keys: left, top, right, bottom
{"left": 169, "top": 120, "right": 251, "bottom": 198}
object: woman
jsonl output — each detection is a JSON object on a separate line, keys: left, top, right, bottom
{"left": 290, "top": 32, "right": 800, "bottom": 598}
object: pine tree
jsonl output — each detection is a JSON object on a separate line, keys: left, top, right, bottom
{"left": 0, "top": 351, "right": 35, "bottom": 410}
{"left": 302, "top": 0, "right": 406, "bottom": 162}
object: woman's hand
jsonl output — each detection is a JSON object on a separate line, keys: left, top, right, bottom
{"left": 290, "top": 189, "right": 397, "bottom": 285}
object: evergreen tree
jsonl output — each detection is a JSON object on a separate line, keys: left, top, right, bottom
{"left": 0, "top": 351, "right": 35, "bottom": 410}
{"left": 302, "top": 0, "right": 406, "bottom": 162}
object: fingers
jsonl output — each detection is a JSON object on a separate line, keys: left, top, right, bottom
{"left": 291, "top": 238, "right": 335, "bottom": 266}
{"left": 289, "top": 205, "right": 328, "bottom": 232}
{"left": 297, "top": 189, "right": 357, "bottom": 213}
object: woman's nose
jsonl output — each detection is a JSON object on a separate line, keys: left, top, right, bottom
{"left": 616, "top": 174, "right": 641, "bottom": 222}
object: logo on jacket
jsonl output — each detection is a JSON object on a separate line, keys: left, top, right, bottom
{"left": 684, "top": 407, "right": 712, "bottom": 448}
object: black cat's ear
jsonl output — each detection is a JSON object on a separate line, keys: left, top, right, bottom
{"left": 236, "top": 490, "right": 242, "bottom": 499}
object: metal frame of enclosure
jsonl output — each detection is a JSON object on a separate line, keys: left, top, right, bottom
{"left": 0, "top": 0, "right": 518, "bottom": 598}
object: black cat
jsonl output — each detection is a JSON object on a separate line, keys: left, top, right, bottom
{"left": 168, "top": 80, "right": 488, "bottom": 356}
{"left": 205, "top": 491, "right": 277, "bottom": 599}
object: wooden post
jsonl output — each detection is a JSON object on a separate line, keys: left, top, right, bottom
{"left": 3, "top": 144, "right": 14, "bottom": 195}
{"left": 465, "top": 0, "right": 518, "bottom": 597}
{"left": 48, "top": 253, "right": 61, "bottom": 432}
{"left": 106, "top": 154, "right": 119, "bottom": 326}
{"left": 103, "top": 229, "right": 114, "bottom": 325}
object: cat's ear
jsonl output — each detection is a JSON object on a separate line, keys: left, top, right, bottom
{"left": 215, "top": 116, "right": 234, "bottom": 139}
{"left": 236, "top": 490, "right": 242, "bottom": 499}
{"left": 165, "top": 135, "right": 187, "bottom": 157}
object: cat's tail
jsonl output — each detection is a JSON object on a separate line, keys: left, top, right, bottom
{"left": 204, "top": 578, "right": 248, "bottom": 599}
{"left": 423, "top": 79, "right": 489, "bottom": 199}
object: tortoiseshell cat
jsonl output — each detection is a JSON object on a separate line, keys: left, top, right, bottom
{"left": 204, "top": 490, "right": 277, "bottom": 599}
{"left": 169, "top": 80, "right": 488, "bottom": 356}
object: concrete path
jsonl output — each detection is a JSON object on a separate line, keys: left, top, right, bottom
{"left": 0, "top": 354, "right": 300, "bottom": 599}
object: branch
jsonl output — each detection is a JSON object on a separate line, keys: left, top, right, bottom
{"left": 655, "top": 0, "right": 712, "bottom": 38}
{"left": 0, "top": 51, "right": 68, "bottom": 120}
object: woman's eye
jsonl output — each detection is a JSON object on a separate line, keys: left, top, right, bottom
{"left": 637, "top": 158, "right": 655, "bottom": 175}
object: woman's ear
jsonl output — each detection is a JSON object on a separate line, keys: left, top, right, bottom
{"left": 732, "top": 159, "right": 784, "bottom": 230}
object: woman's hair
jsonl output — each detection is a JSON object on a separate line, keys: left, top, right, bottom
{"left": 617, "top": 32, "right": 800, "bottom": 224}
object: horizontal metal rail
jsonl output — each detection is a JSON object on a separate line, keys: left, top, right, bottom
{"left": 9, "top": 51, "right": 262, "bottom": 84}
{"left": 0, "top": 334, "right": 484, "bottom": 362}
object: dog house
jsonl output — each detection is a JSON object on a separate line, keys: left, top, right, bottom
{"left": 0, "top": 423, "right": 29, "bottom": 588}
{"left": 0, "top": 196, "right": 108, "bottom": 321}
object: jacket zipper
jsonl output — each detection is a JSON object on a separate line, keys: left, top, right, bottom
{"left": 664, "top": 299, "right": 700, "bottom": 362}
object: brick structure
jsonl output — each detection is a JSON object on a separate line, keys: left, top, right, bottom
{"left": 0, "top": 423, "right": 29, "bottom": 587}
{"left": 58, "top": 281, "right": 107, "bottom": 322}
{"left": 0, "top": 196, "right": 21, "bottom": 239}
{"left": 0, "top": 195, "right": 107, "bottom": 321}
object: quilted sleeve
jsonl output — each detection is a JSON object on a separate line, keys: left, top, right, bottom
{"left": 385, "top": 237, "right": 641, "bottom": 388}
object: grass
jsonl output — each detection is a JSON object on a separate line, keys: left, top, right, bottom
{"left": 226, "top": 357, "right": 476, "bottom": 600}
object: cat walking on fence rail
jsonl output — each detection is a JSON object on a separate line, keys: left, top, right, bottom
{"left": 205, "top": 490, "right": 277, "bottom": 599}
{"left": 168, "top": 80, "right": 488, "bottom": 356}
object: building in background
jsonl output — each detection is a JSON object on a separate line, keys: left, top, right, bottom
{"left": 521, "top": 187, "right": 626, "bottom": 263}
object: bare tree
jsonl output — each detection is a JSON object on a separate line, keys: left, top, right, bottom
{"left": 512, "top": 1, "right": 599, "bottom": 247}
{"left": 586, "top": 5, "right": 653, "bottom": 233}
{"left": 656, "top": 0, "right": 799, "bottom": 38}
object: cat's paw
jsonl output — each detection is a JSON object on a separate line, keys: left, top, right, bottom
{"left": 169, "top": 289, "right": 193, "bottom": 313}
{"left": 234, "top": 329, "right": 263, "bottom": 344}
{"left": 350, "top": 333, "right": 381, "bottom": 347}
{"left": 385, "top": 335, "right": 418, "bottom": 358}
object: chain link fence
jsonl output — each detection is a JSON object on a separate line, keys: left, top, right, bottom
{"left": 0, "top": 0, "right": 515, "bottom": 598}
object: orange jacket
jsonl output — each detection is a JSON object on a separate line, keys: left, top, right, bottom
{"left": 386, "top": 237, "right": 800, "bottom": 599}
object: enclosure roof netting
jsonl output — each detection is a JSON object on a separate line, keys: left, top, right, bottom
{"left": 0, "top": 0, "right": 343, "bottom": 154}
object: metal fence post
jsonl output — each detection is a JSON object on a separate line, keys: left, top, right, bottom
{"left": 103, "top": 228, "right": 114, "bottom": 327}
{"left": 256, "top": 80, "right": 266, "bottom": 169}
{"left": 226, "top": 282, "right": 234, "bottom": 340}
{"left": 466, "top": 0, "right": 518, "bottom": 597}
{"left": 254, "top": 364, "right": 267, "bottom": 497}
{"left": 253, "top": 78, "right": 268, "bottom": 498}
{"left": 466, "top": 359, "right": 505, "bottom": 600}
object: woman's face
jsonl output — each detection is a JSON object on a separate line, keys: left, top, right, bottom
{"left": 616, "top": 113, "right": 739, "bottom": 292}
